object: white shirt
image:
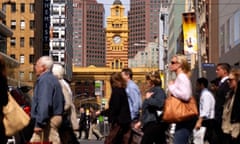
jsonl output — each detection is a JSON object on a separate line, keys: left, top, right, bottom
{"left": 199, "top": 88, "right": 215, "bottom": 119}
{"left": 168, "top": 73, "right": 192, "bottom": 101}
{"left": 220, "top": 76, "right": 229, "bottom": 85}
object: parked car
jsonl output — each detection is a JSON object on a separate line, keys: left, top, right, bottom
{"left": 7, "top": 86, "right": 34, "bottom": 144}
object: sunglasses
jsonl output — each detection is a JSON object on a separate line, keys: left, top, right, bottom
{"left": 171, "top": 61, "right": 178, "bottom": 65}
{"left": 228, "top": 78, "right": 235, "bottom": 82}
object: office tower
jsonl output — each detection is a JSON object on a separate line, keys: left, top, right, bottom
{"left": 35, "top": 0, "right": 73, "bottom": 80}
{"left": 128, "top": 0, "right": 161, "bottom": 60}
{"left": 1, "top": 0, "right": 36, "bottom": 87}
{"left": 72, "top": 0, "right": 105, "bottom": 67}
{"left": 218, "top": 0, "right": 240, "bottom": 65}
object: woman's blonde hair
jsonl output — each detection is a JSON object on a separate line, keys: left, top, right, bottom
{"left": 230, "top": 68, "right": 240, "bottom": 81}
{"left": 173, "top": 54, "right": 190, "bottom": 74}
{"left": 52, "top": 63, "right": 65, "bottom": 79}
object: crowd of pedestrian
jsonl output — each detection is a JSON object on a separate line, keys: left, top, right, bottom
{"left": 30, "top": 56, "right": 79, "bottom": 144}
{"left": 1, "top": 54, "right": 240, "bottom": 144}
{"left": 102, "top": 54, "right": 240, "bottom": 144}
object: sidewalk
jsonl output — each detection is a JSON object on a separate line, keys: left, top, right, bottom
{"left": 79, "top": 139, "right": 104, "bottom": 144}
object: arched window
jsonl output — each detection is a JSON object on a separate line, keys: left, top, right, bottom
{"left": 116, "top": 60, "right": 119, "bottom": 69}
{"left": 112, "top": 62, "right": 114, "bottom": 69}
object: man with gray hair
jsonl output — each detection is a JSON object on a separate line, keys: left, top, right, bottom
{"left": 30, "top": 56, "right": 64, "bottom": 144}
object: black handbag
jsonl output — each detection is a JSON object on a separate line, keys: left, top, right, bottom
{"left": 130, "top": 128, "right": 143, "bottom": 144}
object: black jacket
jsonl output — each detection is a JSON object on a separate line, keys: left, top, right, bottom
{"left": 215, "top": 79, "right": 230, "bottom": 123}
{"left": 231, "top": 81, "right": 240, "bottom": 123}
{"left": 142, "top": 86, "right": 166, "bottom": 126}
{"left": 108, "top": 87, "right": 131, "bottom": 125}
{"left": 0, "top": 76, "right": 8, "bottom": 143}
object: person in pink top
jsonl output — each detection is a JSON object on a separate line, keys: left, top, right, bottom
{"left": 168, "top": 54, "right": 196, "bottom": 144}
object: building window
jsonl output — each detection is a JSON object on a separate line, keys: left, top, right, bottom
{"left": 52, "top": 56, "right": 58, "bottom": 61}
{"left": 20, "top": 3, "right": 25, "bottom": 13}
{"left": 11, "top": 20, "right": 16, "bottom": 29}
{"left": 10, "top": 54, "right": 15, "bottom": 59}
{"left": 30, "top": 20, "right": 35, "bottom": 29}
{"left": 29, "top": 72, "right": 33, "bottom": 81}
{"left": 29, "top": 37, "right": 34, "bottom": 47}
{"left": 11, "top": 3, "right": 16, "bottom": 12}
{"left": 20, "top": 37, "right": 24, "bottom": 47}
{"left": 29, "top": 54, "right": 34, "bottom": 64}
{"left": 19, "top": 71, "right": 24, "bottom": 80}
{"left": 20, "top": 54, "right": 24, "bottom": 64}
{"left": 30, "top": 3, "right": 35, "bottom": 13}
{"left": 20, "top": 20, "right": 25, "bottom": 30}
{"left": 29, "top": 38, "right": 34, "bottom": 46}
{"left": 2, "top": 4, "right": 6, "bottom": 12}
{"left": 10, "top": 37, "right": 16, "bottom": 47}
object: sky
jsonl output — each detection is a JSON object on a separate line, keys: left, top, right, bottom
{"left": 97, "top": 0, "right": 130, "bottom": 20}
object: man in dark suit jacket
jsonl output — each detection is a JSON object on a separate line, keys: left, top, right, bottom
{"left": 214, "top": 63, "right": 231, "bottom": 144}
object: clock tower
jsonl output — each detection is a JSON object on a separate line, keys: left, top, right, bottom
{"left": 106, "top": 0, "right": 128, "bottom": 69}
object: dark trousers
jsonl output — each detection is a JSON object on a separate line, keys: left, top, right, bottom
{"left": 141, "top": 122, "right": 168, "bottom": 144}
{"left": 212, "top": 120, "right": 224, "bottom": 144}
{"left": 59, "top": 117, "right": 79, "bottom": 144}
{"left": 105, "top": 123, "right": 131, "bottom": 144}
{"left": 173, "top": 119, "right": 196, "bottom": 144}
{"left": 202, "top": 119, "right": 216, "bottom": 144}
{"left": 0, "top": 113, "right": 7, "bottom": 144}
{"left": 79, "top": 127, "right": 89, "bottom": 139}
{"left": 223, "top": 133, "right": 240, "bottom": 144}
{"left": 174, "top": 127, "right": 191, "bottom": 144}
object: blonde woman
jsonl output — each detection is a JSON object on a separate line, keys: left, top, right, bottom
{"left": 168, "top": 54, "right": 196, "bottom": 144}
{"left": 222, "top": 69, "right": 240, "bottom": 144}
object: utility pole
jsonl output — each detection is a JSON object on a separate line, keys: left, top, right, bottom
{"left": 195, "top": 0, "right": 202, "bottom": 77}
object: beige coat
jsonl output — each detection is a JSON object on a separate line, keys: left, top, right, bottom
{"left": 59, "top": 79, "right": 79, "bottom": 130}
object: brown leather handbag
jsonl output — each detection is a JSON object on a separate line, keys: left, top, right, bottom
{"left": 162, "top": 96, "right": 198, "bottom": 123}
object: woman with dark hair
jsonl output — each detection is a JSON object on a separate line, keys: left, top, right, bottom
{"left": 104, "top": 72, "right": 132, "bottom": 144}
{"left": 0, "top": 55, "right": 9, "bottom": 143}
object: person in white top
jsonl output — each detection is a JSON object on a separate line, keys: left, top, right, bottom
{"left": 52, "top": 63, "right": 79, "bottom": 144}
{"left": 168, "top": 54, "right": 195, "bottom": 144}
{"left": 195, "top": 77, "right": 215, "bottom": 144}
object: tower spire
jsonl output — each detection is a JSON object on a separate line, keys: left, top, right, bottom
{"left": 113, "top": 0, "right": 122, "bottom": 5}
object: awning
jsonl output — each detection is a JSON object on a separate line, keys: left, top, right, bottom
{"left": 0, "top": 52, "right": 19, "bottom": 67}
{"left": 0, "top": 10, "right": 6, "bottom": 19}
{"left": 0, "top": 23, "right": 13, "bottom": 37}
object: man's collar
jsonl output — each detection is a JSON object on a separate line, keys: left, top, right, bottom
{"left": 37, "top": 70, "right": 50, "bottom": 79}
{"left": 221, "top": 76, "right": 229, "bottom": 83}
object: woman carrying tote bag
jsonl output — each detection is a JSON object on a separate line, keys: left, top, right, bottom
{"left": 167, "top": 54, "right": 197, "bottom": 144}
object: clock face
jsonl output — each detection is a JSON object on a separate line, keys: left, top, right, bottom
{"left": 113, "top": 36, "right": 121, "bottom": 44}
